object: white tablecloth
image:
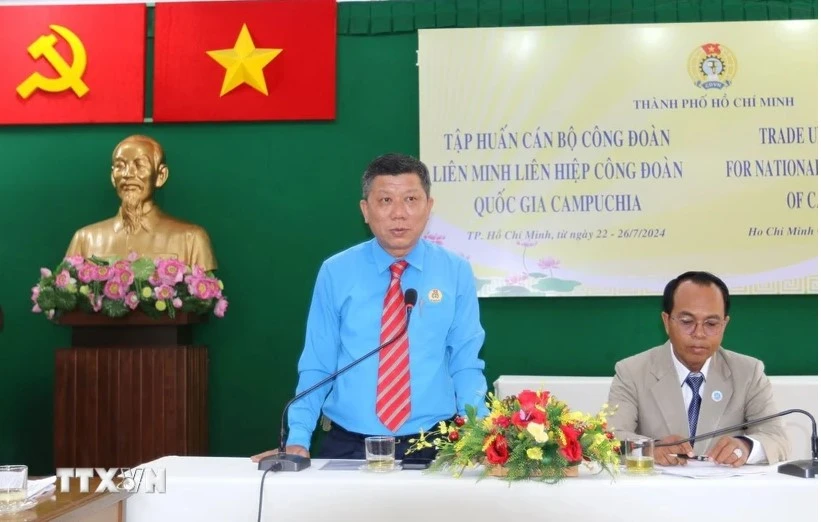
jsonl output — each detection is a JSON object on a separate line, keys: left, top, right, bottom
{"left": 125, "top": 456, "right": 817, "bottom": 521}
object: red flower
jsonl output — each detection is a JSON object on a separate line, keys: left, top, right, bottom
{"left": 518, "top": 390, "right": 549, "bottom": 411}
{"left": 511, "top": 390, "right": 549, "bottom": 429}
{"left": 529, "top": 408, "right": 546, "bottom": 425}
{"left": 510, "top": 408, "right": 546, "bottom": 429}
{"left": 560, "top": 424, "right": 580, "bottom": 442}
{"left": 561, "top": 439, "right": 582, "bottom": 462}
{"left": 511, "top": 410, "right": 528, "bottom": 429}
{"left": 453, "top": 416, "right": 465, "bottom": 427}
{"left": 559, "top": 425, "right": 582, "bottom": 462}
{"left": 493, "top": 415, "right": 511, "bottom": 428}
{"left": 448, "top": 431, "right": 459, "bottom": 441}
{"left": 485, "top": 434, "right": 510, "bottom": 465}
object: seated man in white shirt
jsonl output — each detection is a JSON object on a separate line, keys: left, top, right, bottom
{"left": 607, "top": 271, "right": 789, "bottom": 466}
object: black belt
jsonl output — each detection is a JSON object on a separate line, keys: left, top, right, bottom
{"left": 328, "top": 417, "right": 455, "bottom": 445}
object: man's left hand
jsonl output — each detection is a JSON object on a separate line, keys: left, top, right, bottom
{"left": 706, "top": 436, "right": 751, "bottom": 467}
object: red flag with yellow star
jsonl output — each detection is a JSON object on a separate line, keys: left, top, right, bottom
{"left": 0, "top": 4, "right": 145, "bottom": 125}
{"left": 153, "top": 0, "right": 336, "bottom": 122}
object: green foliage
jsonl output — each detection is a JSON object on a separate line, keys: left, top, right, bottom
{"left": 131, "top": 258, "right": 156, "bottom": 280}
{"left": 102, "top": 298, "right": 129, "bottom": 318}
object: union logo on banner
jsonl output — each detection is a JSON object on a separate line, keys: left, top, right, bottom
{"left": 687, "top": 42, "right": 737, "bottom": 90}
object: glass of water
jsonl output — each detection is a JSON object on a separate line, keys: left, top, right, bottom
{"left": 0, "top": 465, "right": 28, "bottom": 513}
{"left": 364, "top": 436, "right": 395, "bottom": 472}
{"left": 624, "top": 438, "right": 655, "bottom": 474}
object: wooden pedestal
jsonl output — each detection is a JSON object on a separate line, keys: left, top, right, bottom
{"left": 54, "top": 311, "right": 208, "bottom": 469}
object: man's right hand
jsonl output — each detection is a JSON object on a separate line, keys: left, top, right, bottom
{"left": 654, "top": 435, "right": 693, "bottom": 466}
{"left": 250, "top": 445, "right": 310, "bottom": 463}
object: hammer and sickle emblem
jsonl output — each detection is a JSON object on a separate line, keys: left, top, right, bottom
{"left": 16, "top": 24, "right": 89, "bottom": 99}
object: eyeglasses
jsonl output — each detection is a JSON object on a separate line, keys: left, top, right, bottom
{"left": 668, "top": 316, "right": 726, "bottom": 336}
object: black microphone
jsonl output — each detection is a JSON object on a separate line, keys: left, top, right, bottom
{"left": 653, "top": 408, "right": 817, "bottom": 478}
{"left": 257, "top": 288, "right": 418, "bottom": 472}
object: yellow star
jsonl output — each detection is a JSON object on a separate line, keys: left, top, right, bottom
{"left": 206, "top": 24, "right": 282, "bottom": 97}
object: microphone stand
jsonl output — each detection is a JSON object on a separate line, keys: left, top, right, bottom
{"left": 258, "top": 296, "right": 416, "bottom": 472}
{"left": 653, "top": 408, "right": 817, "bottom": 478}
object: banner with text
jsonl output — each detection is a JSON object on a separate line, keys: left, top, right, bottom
{"left": 419, "top": 21, "right": 818, "bottom": 297}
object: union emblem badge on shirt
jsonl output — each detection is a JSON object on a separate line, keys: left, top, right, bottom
{"left": 428, "top": 289, "right": 443, "bottom": 304}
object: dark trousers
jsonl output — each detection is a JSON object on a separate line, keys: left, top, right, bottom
{"left": 317, "top": 422, "right": 440, "bottom": 461}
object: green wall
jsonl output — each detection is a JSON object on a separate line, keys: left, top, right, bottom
{"left": 0, "top": 0, "right": 816, "bottom": 475}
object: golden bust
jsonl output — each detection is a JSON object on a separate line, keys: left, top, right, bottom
{"left": 66, "top": 135, "right": 217, "bottom": 271}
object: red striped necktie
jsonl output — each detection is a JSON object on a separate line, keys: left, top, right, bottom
{"left": 376, "top": 260, "right": 411, "bottom": 432}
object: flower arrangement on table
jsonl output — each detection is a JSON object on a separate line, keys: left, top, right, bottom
{"left": 407, "top": 390, "right": 621, "bottom": 482}
{"left": 31, "top": 253, "right": 228, "bottom": 320}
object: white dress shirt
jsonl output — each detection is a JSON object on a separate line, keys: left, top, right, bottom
{"left": 670, "top": 345, "right": 765, "bottom": 464}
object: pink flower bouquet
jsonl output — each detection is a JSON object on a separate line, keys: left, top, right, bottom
{"left": 32, "top": 253, "right": 228, "bottom": 320}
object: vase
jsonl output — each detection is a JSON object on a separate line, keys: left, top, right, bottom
{"left": 487, "top": 463, "right": 579, "bottom": 478}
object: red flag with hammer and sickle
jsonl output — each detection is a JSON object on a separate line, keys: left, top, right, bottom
{"left": 0, "top": 4, "right": 145, "bottom": 125}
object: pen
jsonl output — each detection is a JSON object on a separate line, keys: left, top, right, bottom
{"left": 670, "top": 453, "right": 709, "bottom": 461}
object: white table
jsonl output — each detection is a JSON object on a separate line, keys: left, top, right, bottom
{"left": 125, "top": 456, "right": 818, "bottom": 521}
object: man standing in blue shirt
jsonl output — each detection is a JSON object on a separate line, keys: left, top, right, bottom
{"left": 252, "top": 153, "right": 489, "bottom": 461}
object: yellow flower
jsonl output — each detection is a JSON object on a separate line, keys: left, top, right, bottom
{"left": 560, "top": 410, "right": 588, "bottom": 425}
{"left": 482, "top": 417, "right": 494, "bottom": 430}
{"left": 526, "top": 422, "right": 549, "bottom": 443}
{"left": 438, "top": 421, "right": 448, "bottom": 435}
{"left": 482, "top": 436, "right": 493, "bottom": 451}
{"left": 155, "top": 300, "right": 167, "bottom": 311}
{"left": 67, "top": 284, "right": 77, "bottom": 294}
{"left": 526, "top": 447, "right": 543, "bottom": 460}
{"left": 141, "top": 287, "right": 152, "bottom": 298}
{"left": 79, "top": 285, "right": 90, "bottom": 296}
